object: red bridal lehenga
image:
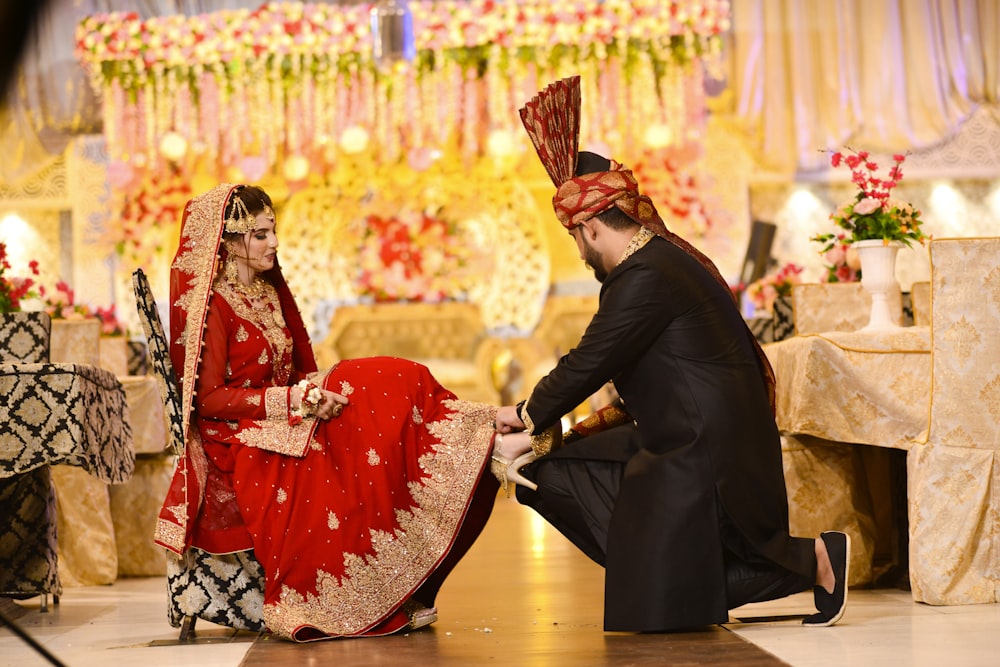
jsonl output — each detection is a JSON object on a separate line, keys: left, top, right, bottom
{"left": 153, "top": 184, "right": 497, "bottom": 641}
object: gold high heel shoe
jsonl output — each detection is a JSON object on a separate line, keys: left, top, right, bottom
{"left": 491, "top": 433, "right": 538, "bottom": 494}
{"left": 400, "top": 599, "right": 438, "bottom": 630}
{"left": 490, "top": 426, "right": 563, "bottom": 495}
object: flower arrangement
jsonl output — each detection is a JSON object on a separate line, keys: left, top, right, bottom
{"left": 112, "top": 165, "right": 191, "bottom": 264}
{"left": 42, "top": 281, "right": 92, "bottom": 320}
{"left": 817, "top": 233, "right": 861, "bottom": 283}
{"left": 630, "top": 149, "right": 714, "bottom": 239}
{"left": 74, "top": 1, "right": 727, "bottom": 175}
{"left": 0, "top": 241, "right": 40, "bottom": 313}
{"left": 75, "top": 2, "right": 729, "bottom": 78}
{"left": 76, "top": 2, "right": 730, "bottom": 271}
{"left": 813, "top": 147, "right": 928, "bottom": 253}
{"left": 356, "top": 209, "right": 473, "bottom": 302}
{"left": 95, "top": 304, "right": 127, "bottom": 336}
{"left": 746, "top": 262, "right": 803, "bottom": 315}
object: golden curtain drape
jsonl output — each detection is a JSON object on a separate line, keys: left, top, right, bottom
{"left": 729, "top": 0, "right": 1000, "bottom": 171}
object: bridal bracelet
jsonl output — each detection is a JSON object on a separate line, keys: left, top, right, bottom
{"left": 288, "top": 380, "right": 323, "bottom": 425}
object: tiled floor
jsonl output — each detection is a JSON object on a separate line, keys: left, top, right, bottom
{"left": 3, "top": 496, "right": 1000, "bottom": 667}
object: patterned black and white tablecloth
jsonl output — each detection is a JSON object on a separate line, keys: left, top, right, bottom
{"left": 0, "top": 362, "right": 135, "bottom": 484}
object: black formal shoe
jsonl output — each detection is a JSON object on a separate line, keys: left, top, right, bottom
{"left": 803, "top": 531, "right": 850, "bottom": 627}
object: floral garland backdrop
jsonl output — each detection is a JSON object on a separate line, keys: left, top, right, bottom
{"left": 75, "top": 0, "right": 726, "bottom": 171}
{"left": 74, "top": 1, "right": 730, "bottom": 297}
{"left": 356, "top": 209, "right": 479, "bottom": 302}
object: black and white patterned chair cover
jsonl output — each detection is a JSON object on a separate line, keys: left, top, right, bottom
{"left": 0, "top": 311, "right": 51, "bottom": 363}
{"left": 165, "top": 548, "right": 265, "bottom": 632}
{"left": 131, "top": 269, "right": 265, "bottom": 636}
{"left": 0, "top": 311, "right": 60, "bottom": 611}
{"left": 0, "top": 466, "right": 60, "bottom": 608}
{"left": 771, "top": 295, "right": 796, "bottom": 342}
{"left": 126, "top": 340, "right": 149, "bottom": 376}
{"left": 130, "top": 270, "right": 183, "bottom": 457}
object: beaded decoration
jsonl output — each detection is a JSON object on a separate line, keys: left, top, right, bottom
{"left": 225, "top": 193, "right": 275, "bottom": 235}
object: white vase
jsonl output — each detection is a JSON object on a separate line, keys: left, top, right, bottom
{"left": 855, "top": 239, "right": 903, "bottom": 331}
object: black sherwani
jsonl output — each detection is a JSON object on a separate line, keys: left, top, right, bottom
{"left": 518, "top": 235, "right": 815, "bottom": 631}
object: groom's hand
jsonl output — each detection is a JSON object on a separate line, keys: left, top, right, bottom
{"left": 494, "top": 405, "right": 525, "bottom": 433}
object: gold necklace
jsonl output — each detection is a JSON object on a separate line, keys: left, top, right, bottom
{"left": 230, "top": 276, "right": 271, "bottom": 303}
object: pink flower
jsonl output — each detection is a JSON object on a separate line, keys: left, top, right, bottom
{"left": 824, "top": 244, "right": 846, "bottom": 266}
{"left": 852, "top": 198, "right": 881, "bottom": 215}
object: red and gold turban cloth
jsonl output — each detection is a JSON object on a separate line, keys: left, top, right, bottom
{"left": 553, "top": 161, "right": 661, "bottom": 231}
{"left": 518, "top": 75, "right": 776, "bottom": 413}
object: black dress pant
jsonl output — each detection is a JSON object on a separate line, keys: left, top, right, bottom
{"left": 516, "top": 448, "right": 813, "bottom": 610}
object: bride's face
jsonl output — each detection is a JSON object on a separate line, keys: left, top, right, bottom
{"left": 229, "top": 212, "right": 278, "bottom": 279}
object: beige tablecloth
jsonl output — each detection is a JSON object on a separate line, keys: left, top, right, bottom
{"left": 765, "top": 328, "right": 931, "bottom": 586}
{"left": 119, "top": 375, "right": 168, "bottom": 455}
{"left": 51, "top": 375, "right": 172, "bottom": 582}
{"left": 767, "top": 328, "right": 930, "bottom": 449}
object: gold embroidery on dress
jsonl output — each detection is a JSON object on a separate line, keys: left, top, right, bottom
{"left": 215, "top": 279, "right": 293, "bottom": 384}
{"left": 340, "top": 381, "right": 354, "bottom": 396}
{"left": 327, "top": 512, "right": 340, "bottom": 530}
{"left": 277, "top": 488, "right": 288, "bottom": 504}
{"left": 166, "top": 504, "right": 187, "bottom": 524}
{"left": 263, "top": 399, "right": 497, "bottom": 639}
{"left": 235, "top": 420, "right": 316, "bottom": 457}
{"left": 258, "top": 349, "right": 269, "bottom": 365}
{"left": 412, "top": 406, "right": 423, "bottom": 424}
{"left": 367, "top": 449, "right": 380, "bottom": 466}
{"left": 243, "top": 379, "right": 252, "bottom": 388}
{"left": 205, "top": 428, "right": 219, "bottom": 436}
{"left": 616, "top": 227, "right": 654, "bottom": 267}
{"left": 247, "top": 394, "right": 262, "bottom": 406}
{"left": 236, "top": 324, "right": 249, "bottom": 342}
{"left": 264, "top": 386, "right": 287, "bottom": 419}
{"left": 520, "top": 399, "right": 536, "bottom": 433}
{"left": 154, "top": 519, "right": 186, "bottom": 551}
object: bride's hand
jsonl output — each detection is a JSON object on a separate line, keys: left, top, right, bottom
{"left": 316, "top": 389, "right": 349, "bottom": 420}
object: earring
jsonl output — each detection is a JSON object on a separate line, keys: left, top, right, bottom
{"left": 224, "top": 253, "right": 240, "bottom": 284}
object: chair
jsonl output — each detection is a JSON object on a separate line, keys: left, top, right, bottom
{"left": 908, "top": 238, "right": 1000, "bottom": 604}
{"left": 0, "top": 311, "right": 60, "bottom": 612}
{"left": 910, "top": 281, "right": 931, "bottom": 326}
{"left": 131, "top": 269, "right": 265, "bottom": 639}
{"left": 314, "top": 301, "right": 501, "bottom": 404}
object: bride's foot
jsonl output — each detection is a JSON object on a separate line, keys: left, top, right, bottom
{"left": 400, "top": 599, "right": 438, "bottom": 631}
{"left": 490, "top": 431, "right": 537, "bottom": 494}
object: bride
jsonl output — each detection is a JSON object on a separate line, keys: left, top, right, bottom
{"left": 153, "top": 184, "right": 538, "bottom": 641}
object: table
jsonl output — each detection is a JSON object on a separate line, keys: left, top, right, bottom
{"left": 767, "top": 327, "right": 930, "bottom": 448}
{"left": 119, "top": 375, "right": 167, "bottom": 455}
{"left": 763, "top": 328, "right": 930, "bottom": 587}
{"left": 0, "top": 363, "right": 135, "bottom": 483}
{"left": 0, "top": 362, "right": 135, "bottom": 599}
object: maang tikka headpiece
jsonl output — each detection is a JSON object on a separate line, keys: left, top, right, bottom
{"left": 224, "top": 190, "right": 274, "bottom": 235}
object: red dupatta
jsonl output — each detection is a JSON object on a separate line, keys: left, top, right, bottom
{"left": 155, "top": 183, "right": 318, "bottom": 554}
